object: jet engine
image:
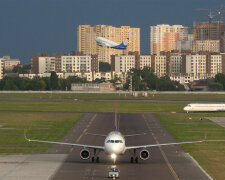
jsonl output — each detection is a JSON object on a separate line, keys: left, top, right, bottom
{"left": 80, "top": 149, "right": 90, "bottom": 160}
{"left": 140, "top": 149, "right": 150, "bottom": 160}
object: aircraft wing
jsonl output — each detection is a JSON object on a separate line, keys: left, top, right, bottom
{"left": 125, "top": 140, "right": 205, "bottom": 150}
{"left": 24, "top": 132, "right": 104, "bottom": 150}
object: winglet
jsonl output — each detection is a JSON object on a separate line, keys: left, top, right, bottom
{"left": 24, "top": 129, "right": 30, "bottom": 142}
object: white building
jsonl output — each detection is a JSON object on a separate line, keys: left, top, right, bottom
{"left": 140, "top": 55, "right": 151, "bottom": 69}
{"left": 38, "top": 57, "right": 55, "bottom": 74}
{"left": 114, "top": 55, "right": 135, "bottom": 73}
{"left": 155, "top": 55, "right": 167, "bottom": 77}
{"left": 170, "top": 55, "right": 182, "bottom": 74}
{"left": 210, "top": 55, "right": 222, "bottom": 75}
{"left": 0, "top": 58, "right": 4, "bottom": 79}
{"left": 186, "top": 54, "right": 207, "bottom": 78}
{"left": 150, "top": 24, "right": 189, "bottom": 54}
{"left": 61, "top": 56, "right": 91, "bottom": 73}
{"left": 0, "top": 56, "right": 20, "bottom": 71}
{"left": 170, "top": 73, "right": 207, "bottom": 85}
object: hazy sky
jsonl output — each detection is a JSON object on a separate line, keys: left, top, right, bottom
{"left": 0, "top": 0, "right": 224, "bottom": 64}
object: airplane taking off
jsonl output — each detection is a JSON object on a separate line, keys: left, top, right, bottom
{"left": 184, "top": 103, "right": 225, "bottom": 113}
{"left": 25, "top": 105, "right": 216, "bottom": 163}
{"left": 95, "top": 37, "right": 129, "bottom": 49}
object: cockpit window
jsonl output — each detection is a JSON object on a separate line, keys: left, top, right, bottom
{"left": 107, "top": 140, "right": 123, "bottom": 143}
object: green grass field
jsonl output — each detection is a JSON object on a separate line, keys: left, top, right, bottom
{"left": 0, "top": 112, "right": 83, "bottom": 154}
{"left": 0, "top": 93, "right": 225, "bottom": 179}
{"left": 1, "top": 92, "right": 225, "bottom": 101}
{"left": 155, "top": 112, "right": 225, "bottom": 180}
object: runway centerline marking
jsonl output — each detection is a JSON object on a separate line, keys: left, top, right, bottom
{"left": 76, "top": 114, "right": 97, "bottom": 143}
{"left": 142, "top": 114, "right": 179, "bottom": 180}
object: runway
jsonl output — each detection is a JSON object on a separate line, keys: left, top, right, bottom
{"left": 50, "top": 113, "right": 211, "bottom": 180}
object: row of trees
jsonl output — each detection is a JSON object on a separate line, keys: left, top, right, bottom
{"left": 0, "top": 72, "right": 88, "bottom": 91}
{"left": 123, "top": 67, "right": 185, "bottom": 91}
{"left": 2, "top": 67, "right": 225, "bottom": 91}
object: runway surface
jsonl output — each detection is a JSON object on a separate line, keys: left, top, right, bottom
{"left": 49, "top": 113, "right": 210, "bottom": 180}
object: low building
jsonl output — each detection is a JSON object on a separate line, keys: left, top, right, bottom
{"left": 71, "top": 83, "right": 115, "bottom": 92}
{"left": 1, "top": 56, "right": 20, "bottom": 71}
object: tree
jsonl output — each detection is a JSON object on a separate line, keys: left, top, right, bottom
{"left": 156, "top": 76, "right": 175, "bottom": 91}
{"left": 215, "top": 73, "right": 225, "bottom": 90}
{"left": 99, "top": 62, "right": 111, "bottom": 72}
{"left": 141, "top": 67, "right": 157, "bottom": 90}
{"left": 208, "top": 81, "right": 224, "bottom": 91}
{"left": 92, "top": 78, "right": 106, "bottom": 83}
{"left": 3, "top": 79, "right": 18, "bottom": 90}
{"left": 50, "top": 71, "right": 59, "bottom": 90}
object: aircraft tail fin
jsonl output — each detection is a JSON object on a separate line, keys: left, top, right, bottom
{"left": 122, "top": 38, "right": 129, "bottom": 46}
{"left": 114, "top": 103, "right": 117, "bottom": 132}
{"left": 114, "top": 38, "right": 129, "bottom": 49}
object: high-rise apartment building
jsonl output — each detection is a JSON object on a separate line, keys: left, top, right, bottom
{"left": 150, "top": 24, "right": 189, "bottom": 55}
{"left": 195, "top": 40, "right": 220, "bottom": 52}
{"left": 193, "top": 21, "right": 225, "bottom": 52}
{"left": 78, "top": 25, "right": 140, "bottom": 63}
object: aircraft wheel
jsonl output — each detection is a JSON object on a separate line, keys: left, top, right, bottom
{"left": 135, "top": 157, "right": 138, "bottom": 163}
{"left": 96, "top": 157, "right": 100, "bottom": 163}
{"left": 91, "top": 157, "right": 95, "bottom": 163}
{"left": 130, "top": 157, "right": 134, "bottom": 163}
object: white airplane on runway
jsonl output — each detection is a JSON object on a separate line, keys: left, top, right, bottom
{"left": 184, "top": 103, "right": 225, "bottom": 113}
{"left": 25, "top": 105, "right": 213, "bottom": 163}
{"left": 95, "top": 37, "right": 129, "bottom": 49}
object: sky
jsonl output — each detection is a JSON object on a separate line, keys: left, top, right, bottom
{"left": 0, "top": 0, "right": 224, "bottom": 64}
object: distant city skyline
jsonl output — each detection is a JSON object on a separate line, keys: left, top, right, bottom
{"left": 0, "top": 0, "right": 224, "bottom": 64}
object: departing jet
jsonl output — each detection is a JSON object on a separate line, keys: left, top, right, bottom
{"left": 95, "top": 37, "right": 129, "bottom": 49}
{"left": 25, "top": 105, "right": 215, "bottom": 163}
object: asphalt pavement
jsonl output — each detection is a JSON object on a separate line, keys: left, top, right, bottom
{"left": 50, "top": 113, "right": 211, "bottom": 180}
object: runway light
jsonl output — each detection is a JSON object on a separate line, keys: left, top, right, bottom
{"left": 111, "top": 153, "right": 117, "bottom": 159}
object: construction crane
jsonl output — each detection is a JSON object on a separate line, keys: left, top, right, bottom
{"left": 196, "top": 8, "right": 216, "bottom": 24}
{"left": 214, "top": 4, "right": 225, "bottom": 23}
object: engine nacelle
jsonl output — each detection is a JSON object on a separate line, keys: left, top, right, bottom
{"left": 80, "top": 149, "right": 90, "bottom": 160}
{"left": 140, "top": 149, "right": 150, "bottom": 160}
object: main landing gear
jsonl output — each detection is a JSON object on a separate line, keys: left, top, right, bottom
{"left": 91, "top": 149, "right": 100, "bottom": 163}
{"left": 130, "top": 156, "right": 138, "bottom": 163}
{"left": 130, "top": 149, "right": 138, "bottom": 163}
{"left": 91, "top": 156, "right": 100, "bottom": 163}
